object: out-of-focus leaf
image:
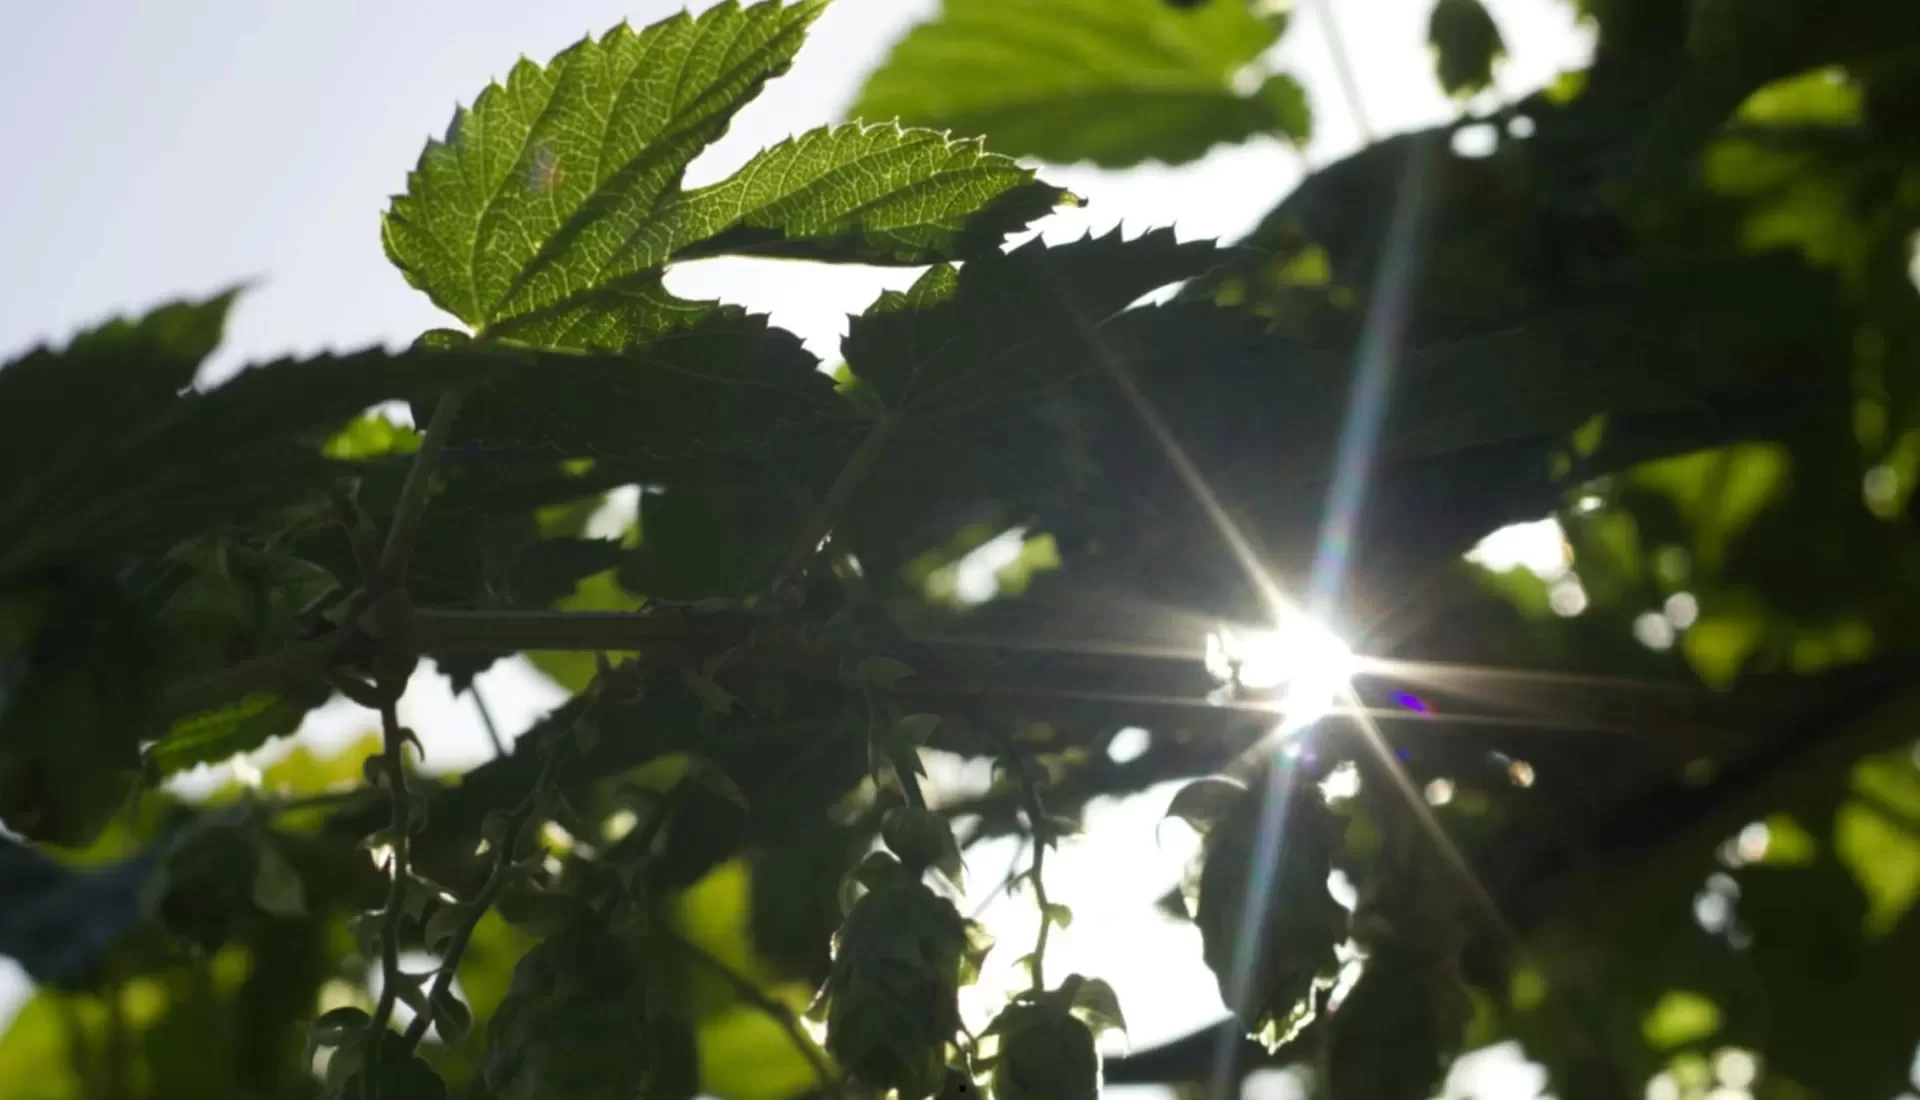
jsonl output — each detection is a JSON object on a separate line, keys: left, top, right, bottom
{"left": 1326, "top": 958, "right": 1472, "bottom": 1100}
{"left": 697, "top": 993, "right": 831, "bottom": 1100}
{"left": 1834, "top": 750, "right": 1920, "bottom": 935}
{"left": 248, "top": 837, "right": 308, "bottom": 917}
{"left": 146, "top": 684, "right": 332, "bottom": 778}
{"left": 1640, "top": 989, "right": 1721, "bottom": 1048}
{"left": 0, "top": 572, "right": 167, "bottom": 845}
{"left": 0, "top": 298, "right": 516, "bottom": 581}
{"left": 852, "top": 0, "right": 1311, "bottom": 167}
{"left": 0, "top": 836, "right": 157, "bottom": 989}
{"left": 1428, "top": 0, "right": 1505, "bottom": 97}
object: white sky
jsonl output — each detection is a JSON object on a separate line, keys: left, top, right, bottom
{"left": 0, "top": 1, "right": 1591, "bottom": 1095}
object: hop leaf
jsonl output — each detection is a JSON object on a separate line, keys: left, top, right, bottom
{"left": 881, "top": 806, "right": 966, "bottom": 884}
{"left": 384, "top": 0, "right": 1062, "bottom": 351}
{"left": 1165, "top": 775, "right": 1249, "bottom": 836}
{"left": 1064, "top": 974, "right": 1128, "bottom": 1038}
{"left": 248, "top": 836, "right": 308, "bottom": 918}
{"left": 853, "top": 0, "right": 1312, "bottom": 167}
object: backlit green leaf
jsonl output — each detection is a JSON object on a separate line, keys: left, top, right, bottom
{"left": 385, "top": 2, "right": 1059, "bottom": 354}
{"left": 383, "top": 1, "right": 825, "bottom": 342}
{"left": 668, "top": 122, "right": 1072, "bottom": 264}
{"left": 852, "top": 0, "right": 1311, "bottom": 168}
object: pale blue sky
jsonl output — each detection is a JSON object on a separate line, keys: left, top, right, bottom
{"left": 0, "top": 1, "right": 1588, "bottom": 1095}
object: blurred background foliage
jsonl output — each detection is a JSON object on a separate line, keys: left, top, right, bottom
{"left": 5, "top": 0, "right": 1920, "bottom": 1098}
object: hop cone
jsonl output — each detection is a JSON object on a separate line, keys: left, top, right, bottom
{"left": 482, "top": 917, "right": 656, "bottom": 1100}
{"left": 1326, "top": 953, "right": 1472, "bottom": 1100}
{"left": 822, "top": 879, "right": 969, "bottom": 1098}
{"left": 1192, "top": 766, "right": 1347, "bottom": 1047}
{"left": 990, "top": 1002, "right": 1100, "bottom": 1100}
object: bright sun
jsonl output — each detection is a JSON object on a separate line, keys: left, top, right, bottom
{"left": 1205, "top": 614, "right": 1357, "bottom": 730}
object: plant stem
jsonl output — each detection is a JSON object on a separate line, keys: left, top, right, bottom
{"left": 469, "top": 683, "right": 506, "bottom": 758}
{"left": 379, "top": 389, "right": 467, "bottom": 588}
{"left": 366, "top": 699, "right": 416, "bottom": 1097}
{"left": 412, "top": 607, "right": 755, "bottom": 653}
{"left": 401, "top": 742, "right": 568, "bottom": 1052}
{"left": 996, "top": 735, "right": 1053, "bottom": 994}
{"left": 663, "top": 928, "right": 843, "bottom": 1100}
{"left": 767, "top": 414, "right": 894, "bottom": 598}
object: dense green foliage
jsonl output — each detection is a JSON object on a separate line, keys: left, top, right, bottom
{"left": 5, "top": 0, "right": 1920, "bottom": 1098}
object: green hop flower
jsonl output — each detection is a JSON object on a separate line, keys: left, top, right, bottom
{"left": 822, "top": 879, "right": 971, "bottom": 1098}
{"left": 1192, "top": 765, "right": 1347, "bottom": 1048}
{"left": 482, "top": 917, "right": 662, "bottom": 1100}
{"left": 990, "top": 1002, "right": 1100, "bottom": 1100}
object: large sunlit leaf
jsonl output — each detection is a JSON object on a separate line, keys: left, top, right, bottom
{"left": 383, "top": 0, "right": 824, "bottom": 341}
{"left": 668, "top": 122, "right": 1073, "bottom": 264}
{"left": 852, "top": 0, "right": 1310, "bottom": 168}
{"left": 384, "top": 2, "right": 1063, "bottom": 350}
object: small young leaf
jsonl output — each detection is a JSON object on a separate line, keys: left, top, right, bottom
{"left": 573, "top": 714, "right": 602, "bottom": 753}
{"left": 307, "top": 1006, "right": 372, "bottom": 1052}
{"left": 1067, "top": 975, "right": 1129, "bottom": 1038}
{"left": 389, "top": 970, "right": 431, "bottom": 1016}
{"left": 857, "top": 655, "right": 917, "bottom": 688}
{"left": 347, "top": 912, "right": 386, "bottom": 959}
{"left": 424, "top": 903, "right": 469, "bottom": 954}
{"left": 493, "top": 885, "right": 581, "bottom": 939}
{"left": 679, "top": 665, "right": 738, "bottom": 717}
{"left": 480, "top": 810, "right": 515, "bottom": 850}
{"left": 1042, "top": 902, "right": 1074, "bottom": 931}
{"left": 882, "top": 806, "right": 966, "bottom": 884}
{"left": 249, "top": 838, "right": 308, "bottom": 918}
{"left": 894, "top": 713, "right": 942, "bottom": 745}
{"left": 1165, "top": 775, "right": 1248, "bottom": 833}
{"left": 430, "top": 988, "right": 473, "bottom": 1046}
{"left": 692, "top": 761, "right": 751, "bottom": 811}
{"left": 406, "top": 789, "right": 431, "bottom": 832}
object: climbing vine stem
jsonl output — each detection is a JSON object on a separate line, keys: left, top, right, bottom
{"left": 364, "top": 698, "right": 415, "bottom": 1099}
{"left": 378, "top": 387, "right": 467, "bottom": 588}
{"left": 400, "top": 738, "right": 571, "bottom": 1051}
{"left": 767, "top": 413, "right": 895, "bottom": 599}
{"left": 995, "top": 733, "right": 1055, "bottom": 995}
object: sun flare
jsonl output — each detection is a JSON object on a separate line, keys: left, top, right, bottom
{"left": 1205, "top": 615, "right": 1357, "bottom": 730}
